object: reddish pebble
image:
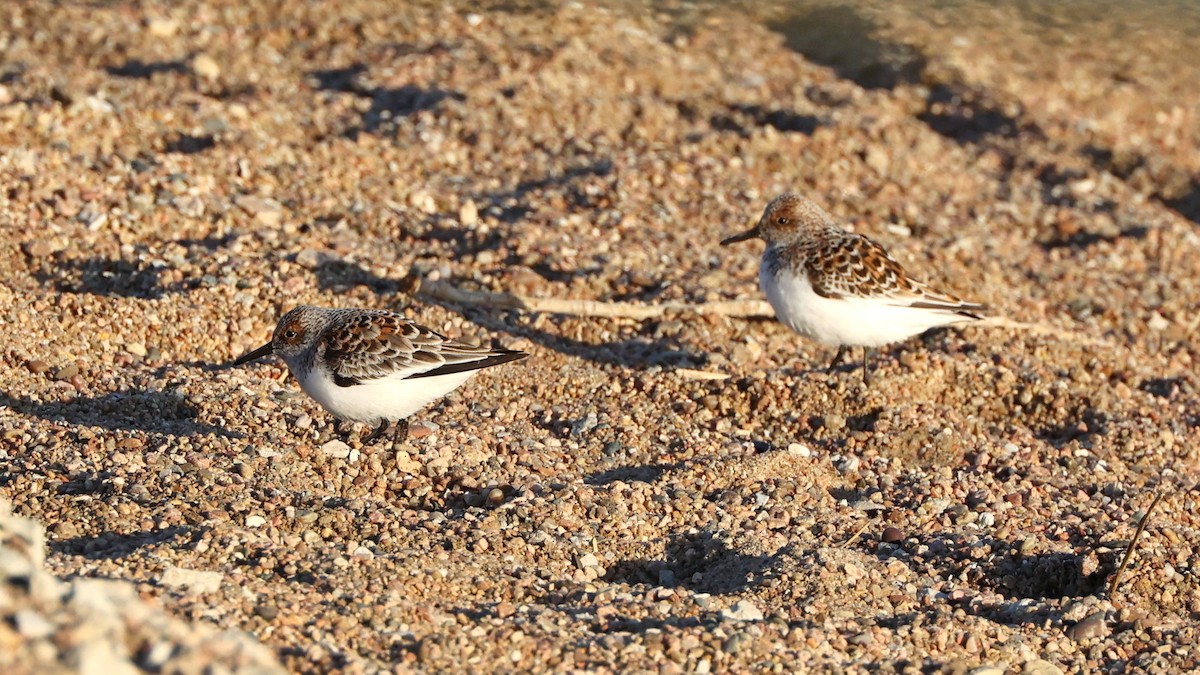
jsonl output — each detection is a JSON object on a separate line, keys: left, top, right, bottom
{"left": 882, "top": 527, "right": 904, "bottom": 543}
{"left": 408, "top": 423, "right": 435, "bottom": 439}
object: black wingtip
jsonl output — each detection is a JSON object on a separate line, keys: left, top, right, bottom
{"left": 907, "top": 300, "right": 987, "bottom": 319}
{"left": 406, "top": 349, "right": 529, "bottom": 379}
{"left": 955, "top": 302, "right": 987, "bottom": 321}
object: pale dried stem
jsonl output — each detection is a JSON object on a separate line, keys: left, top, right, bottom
{"left": 1108, "top": 491, "right": 1165, "bottom": 600}
{"left": 413, "top": 277, "right": 775, "bottom": 320}
{"left": 413, "top": 275, "right": 1111, "bottom": 348}
{"left": 840, "top": 520, "right": 873, "bottom": 549}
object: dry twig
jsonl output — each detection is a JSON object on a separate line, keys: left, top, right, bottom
{"left": 407, "top": 274, "right": 1115, "bottom": 350}
{"left": 975, "top": 316, "right": 1114, "bottom": 348}
{"left": 840, "top": 520, "right": 873, "bottom": 549}
{"left": 412, "top": 276, "right": 774, "bottom": 319}
{"left": 1108, "top": 491, "right": 1165, "bottom": 599}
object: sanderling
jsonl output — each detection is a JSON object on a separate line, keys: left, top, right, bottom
{"left": 721, "top": 192, "right": 984, "bottom": 383}
{"left": 233, "top": 305, "right": 527, "bottom": 443}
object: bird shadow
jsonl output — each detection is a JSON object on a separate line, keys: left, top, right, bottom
{"left": 49, "top": 525, "right": 201, "bottom": 561}
{"left": 1035, "top": 407, "right": 1110, "bottom": 448}
{"left": 879, "top": 530, "right": 1114, "bottom": 626}
{"left": 481, "top": 159, "right": 615, "bottom": 222}
{"left": 917, "top": 81, "right": 1039, "bottom": 144}
{"left": 0, "top": 388, "right": 239, "bottom": 438}
{"left": 985, "top": 550, "right": 1110, "bottom": 602}
{"left": 766, "top": 4, "right": 926, "bottom": 91}
{"left": 33, "top": 255, "right": 197, "bottom": 299}
{"left": 308, "top": 62, "right": 464, "bottom": 137}
{"left": 1083, "top": 143, "right": 1200, "bottom": 225}
{"left": 308, "top": 258, "right": 704, "bottom": 369}
{"left": 1038, "top": 225, "right": 1148, "bottom": 251}
{"left": 163, "top": 131, "right": 217, "bottom": 155}
{"left": 105, "top": 59, "right": 189, "bottom": 79}
{"left": 153, "top": 359, "right": 240, "bottom": 377}
{"left": 709, "top": 103, "right": 821, "bottom": 137}
{"left": 1139, "top": 376, "right": 1188, "bottom": 400}
{"left": 603, "top": 529, "right": 782, "bottom": 595}
{"left": 584, "top": 463, "right": 679, "bottom": 486}
{"left": 33, "top": 235, "right": 236, "bottom": 299}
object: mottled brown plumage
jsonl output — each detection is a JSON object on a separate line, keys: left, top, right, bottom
{"left": 731, "top": 193, "right": 983, "bottom": 316}
{"left": 721, "top": 192, "right": 985, "bottom": 383}
{"left": 764, "top": 230, "right": 980, "bottom": 316}
{"left": 320, "top": 310, "right": 523, "bottom": 386}
{"left": 233, "top": 306, "right": 527, "bottom": 443}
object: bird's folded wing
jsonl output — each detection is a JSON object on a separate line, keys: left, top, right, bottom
{"left": 805, "top": 233, "right": 920, "bottom": 300}
{"left": 806, "top": 234, "right": 984, "bottom": 317}
{"left": 323, "top": 312, "right": 523, "bottom": 386}
{"left": 903, "top": 287, "right": 986, "bottom": 316}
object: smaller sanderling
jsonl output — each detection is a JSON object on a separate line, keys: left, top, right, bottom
{"left": 721, "top": 192, "right": 984, "bottom": 383}
{"left": 233, "top": 305, "right": 527, "bottom": 443}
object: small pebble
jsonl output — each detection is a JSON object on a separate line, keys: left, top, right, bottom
{"left": 192, "top": 54, "right": 221, "bottom": 80}
{"left": 52, "top": 364, "right": 79, "bottom": 381}
{"left": 14, "top": 609, "right": 55, "bottom": 639}
{"left": 321, "top": 439, "right": 351, "bottom": 458}
{"left": 1023, "top": 660, "right": 1064, "bottom": 675}
{"left": 160, "top": 566, "right": 224, "bottom": 594}
{"left": 1066, "top": 611, "right": 1108, "bottom": 641}
{"left": 720, "top": 601, "right": 764, "bottom": 622}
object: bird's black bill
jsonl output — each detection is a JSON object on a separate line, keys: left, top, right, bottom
{"left": 232, "top": 341, "right": 274, "bottom": 367}
{"left": 719, "top": 227, "right": 759, "bottom": 246}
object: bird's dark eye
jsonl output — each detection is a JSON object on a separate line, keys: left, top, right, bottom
{"left": 776, "top": 217, "right": 789, "bottom": 225}
{"left": 283, "top": 330, "right": 297, "bottom": 339}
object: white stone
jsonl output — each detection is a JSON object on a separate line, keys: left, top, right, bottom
{"left": 192, "top": 54, "right": 221, "bottom": 80}
{"left": 160, "top": 566, "right": 223, "bottom": 594}
{"left": 720, "top": 600, "right": 763, "bottom": 622}
{"left": 146, "top": 18, "right": 179, "bottom": 37}
{"left": 787, "top": 443, "right": 811, "bottom": 457}
{"left": 77, "top": 640, "right": 140, "bottom": 675}
{"left": 321, "top": 439, "right": 351, "bottom": 458}
{"left": 14, "top": 609, "right": 54, "bottom": 639}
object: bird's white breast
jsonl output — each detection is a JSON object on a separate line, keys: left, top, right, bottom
{"left": 289, "top": 361, "right": 476, "bottom": 424}
{"left": 759, "top": 257, "right": 973, "bottom": 348}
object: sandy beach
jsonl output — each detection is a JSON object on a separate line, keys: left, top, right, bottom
{"left": 1, "top": 1, "right": 1198, "bottom": 672}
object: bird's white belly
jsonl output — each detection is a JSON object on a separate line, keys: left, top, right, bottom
{"left": 760, "top": 267, "right": 968, "bottom": 347}
{"left": 293, "top": 365, "right": 476, "bottom": 424}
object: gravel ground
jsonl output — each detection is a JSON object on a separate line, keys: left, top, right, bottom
{"left": 1, "top": 1, "right": 1198, "bottom": 672}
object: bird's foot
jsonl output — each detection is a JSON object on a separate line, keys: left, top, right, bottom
{"left": 826, "top": 345, "right": 848, "bottom": 373}
{"left": 359, "top": 419, "right": 410, "bottom": 446}
{"left": 361, "top": 420, "right": 390, "bottom": 445}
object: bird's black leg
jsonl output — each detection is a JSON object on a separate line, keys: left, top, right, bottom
{"left": 361, "top": 420, "right": 390, "bottom": 445}
{"left": 333, "top": 418, "right": 348, "bottom": 438}
{"left": 393, "top": 419, "right": 410, "bottom": 442}
{"left": 826, "top": 345, "right": 848, "bottom": 373}
{"left": 862, "top": 347, "right": 874, "bottom": 385}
